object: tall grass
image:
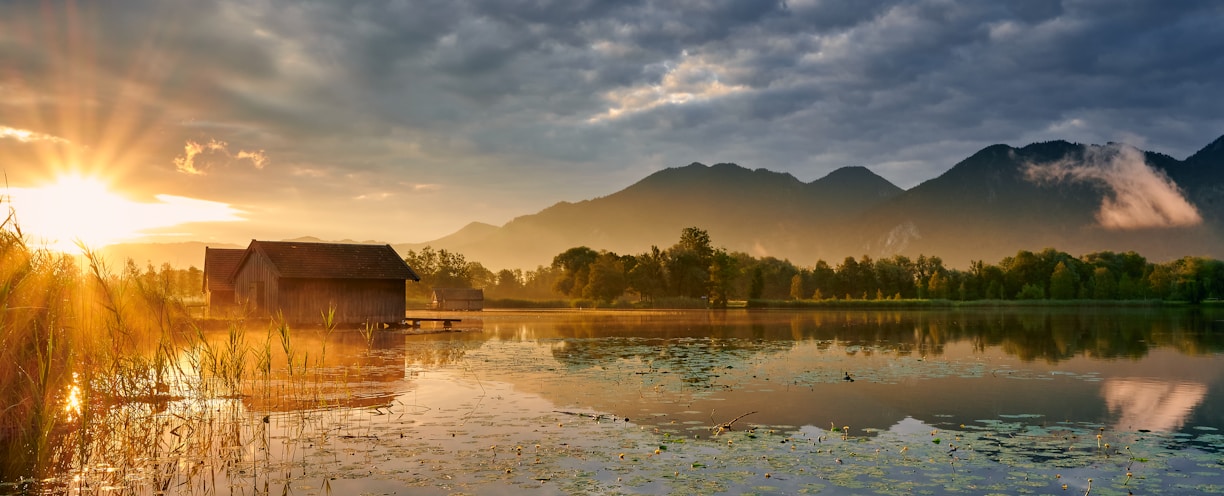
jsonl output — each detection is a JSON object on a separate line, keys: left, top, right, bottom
{"left": 0, "top": 206, "right": 83, "bottom": 480}
{"left": 0, "top": 204, "right": 347, "bottom": 489}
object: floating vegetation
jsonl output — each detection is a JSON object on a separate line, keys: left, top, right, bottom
{"left": 3, "top": 305, "right": 1224, "bottom": 494}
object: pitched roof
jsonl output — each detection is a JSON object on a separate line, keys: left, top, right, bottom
{"left": 243, "top": 240, "right": 420, "bottom": 281}
{"left": 203, "top": 247, "right": 246, "bottom": 292}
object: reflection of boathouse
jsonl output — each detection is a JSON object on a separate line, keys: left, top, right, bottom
{"left": 205, "top": 240, "right": 420, "bottom": 325}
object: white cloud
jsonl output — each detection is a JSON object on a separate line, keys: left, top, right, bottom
{"left": 0, "top": 126, "right": 70, "bottom": 144}
{"left": 1024, "top": 143, "right": 1201, "bottom": 230}
{"left": 589, "top": 53, "right": 750, "bottom": 123}
{"left": 174, "top": 139, "right": 270, "bottom": 175}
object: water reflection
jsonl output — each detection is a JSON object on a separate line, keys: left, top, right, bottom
{"left": 5, "top": 308, "right": 1224, "bottom": 494}
{"left": 480, "top": 308, "right": 1224, "bottom": 363}
{"left": 1104, "top": 378, "right": 1208, "bottom": 432}
{"left": 465, "top": 308, "right": 1224, "bottom": 437}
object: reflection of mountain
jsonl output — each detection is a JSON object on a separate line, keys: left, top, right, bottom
{"left": 1103, "top": 378, "right": 1207, "bottom": 432}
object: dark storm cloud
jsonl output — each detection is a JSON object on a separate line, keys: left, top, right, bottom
{"left": 2, "top": 0, "right": 1222, "bottom": 241}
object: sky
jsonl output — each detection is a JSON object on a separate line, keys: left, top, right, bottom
{"left": 1, "top": 0, "right": 1222, "bottom": 250}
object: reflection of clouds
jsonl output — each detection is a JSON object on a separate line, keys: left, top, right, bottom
{"left": 889, "top": 416, "right": 935, "bottom": 435}
{"left": 1103, "top": 378, "right": 1207, "bottom": 432}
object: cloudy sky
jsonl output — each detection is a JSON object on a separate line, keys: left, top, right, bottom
{"left": 2, "top": 0, "right": 1222, "bottom": 248}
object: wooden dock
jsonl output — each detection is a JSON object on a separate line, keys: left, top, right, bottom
{"left": 404, "top": 317, "right": 462, "bottom": 328}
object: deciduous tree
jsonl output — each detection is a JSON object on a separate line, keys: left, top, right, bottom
{"left": 583, "top": 252, "right": 628, "bottom": 303}
{"left": 551, "top": 246, "right": 599, "bottom": 297}
{"left": 1049, "top": 261, "right": 1078, "bottom": 300}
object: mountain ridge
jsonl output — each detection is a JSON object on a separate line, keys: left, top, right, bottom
{"left": 395, "top": 163, "right": 905, "bottom": 268}
{"left": 103, "top": 134, "right": 1224, "bottom": 270}
{"left": 407, "top": 135, "right": 1222, "bottom": 269}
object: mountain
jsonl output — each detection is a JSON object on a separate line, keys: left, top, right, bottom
{"left": 399, "top": 163, "right": 903, "bottom": 269}
{"left": 854, "top": 139, "right": 1224, "bottom": 265}
{"left": 393, "top": 221, "right": 498, "bottom": 254}
{"left": 854, "top": 141, "right": 1103, "bottom": 262}
{"left": 1173, "top": 134, "right": 1224, "bottom": 224}
{"left": 106, "top": 134, "right": 1224, "bottom": 271}
{"left": 96, "top": 241, "right": 244, "bottom": 269}
{"left": 412, "top": 134, "right": 1224, "bottom": 269}
{"left": 99, "top": 237, "right": 386, "bottom": 269}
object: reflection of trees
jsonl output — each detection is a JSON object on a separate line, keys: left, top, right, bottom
{"left": 534, "top": 308, "right": 1224, "bottom": 368}
{"left": 780, "top": 308, "right": 1223, "bottom": 363}
{"left": 402, "top": 332, "right": 487, "bottom": 367}
{"left": 968, "top": 309, "right": 1223, "bottom": 362}
{"left": 545, "top": 314, "right": 794, "bottom": 387}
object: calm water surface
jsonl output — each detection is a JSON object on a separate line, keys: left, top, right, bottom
{"left": 8, "top": 308, "right": 1224, "bottom": 495}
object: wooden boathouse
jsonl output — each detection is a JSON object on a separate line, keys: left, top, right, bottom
{"left": 430, "top": 288, "right": 484, "bottom": 311}
{"left": 202, "top": 247, "right": 246, "bottom": 319}
{"left": 218, "top": 240, "right": 420, "bottom": 325}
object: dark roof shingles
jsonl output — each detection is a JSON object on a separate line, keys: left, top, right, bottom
{"left": 250, "top": 241, "right": 420, "bottom": 281}
{"left": 204, "top": 247, "right": 246, "bottom": 291}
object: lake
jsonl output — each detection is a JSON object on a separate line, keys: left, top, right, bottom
{"left": 5, "top": 308, "right": 1224, "bottom": 495}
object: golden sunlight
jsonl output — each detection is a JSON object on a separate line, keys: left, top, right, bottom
{"left": 8, "top": 173, "right": 243, "bottom": 252}
{"left": 62, "top": 377, "right": 82, "bottom": 423}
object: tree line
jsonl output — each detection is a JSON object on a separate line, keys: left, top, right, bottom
{"left": 121, "top": 259, "right": 204, "bottom": 300}
{"left": 403, "top": 227, "right": 1224, "bottom": 306}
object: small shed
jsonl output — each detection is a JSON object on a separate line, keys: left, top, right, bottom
{"left": 430, "top": 288, "right": 484, "bottom": 311}
{"left": 202, "top": 247, "right": 245, "bottom": 318}
{"left": 229, "top": 240, "right": 420, "bottom": 325}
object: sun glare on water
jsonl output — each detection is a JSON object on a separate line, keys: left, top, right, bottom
{"left": 8, "top": 173, "right": 243, "bottom": 253}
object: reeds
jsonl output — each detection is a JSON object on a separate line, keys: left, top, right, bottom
{"left": 0, "top": 206, "right": 81, "bottom": 479}
{"left": 0, "top": 203, "right": 354, "bottom": 490}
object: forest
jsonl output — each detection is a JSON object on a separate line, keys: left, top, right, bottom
{"left": 141, "top": 226, "right": 1224, "bottom": 307}
{"left": 403, "top": 227, "right": 1224, "bottom": 307}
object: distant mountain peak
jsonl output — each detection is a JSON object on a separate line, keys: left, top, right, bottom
{"left": 819, "top": 165, "right": 885, "bottom": 182}
{"left": 1187, "top": 133, "right": 1224, "bottom": 165}
{"left": 402, "top": 134, "right": 1224, "bottom": 270}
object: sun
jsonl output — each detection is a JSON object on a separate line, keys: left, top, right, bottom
{"left": 8, "top": 173, "right": 243, "bottom": 253}
{"left": 8, "top": 174, "right": 134, "bottom": 251}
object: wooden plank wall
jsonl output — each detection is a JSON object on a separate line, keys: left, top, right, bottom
{"left": 279, "top": 278, "right": 406, "bottom": 325}
{"left": 205, "top": 289, "right": 237, "bottom": 318}
{"left": 232, "top": 251, "right": 280, "bottom": 315}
